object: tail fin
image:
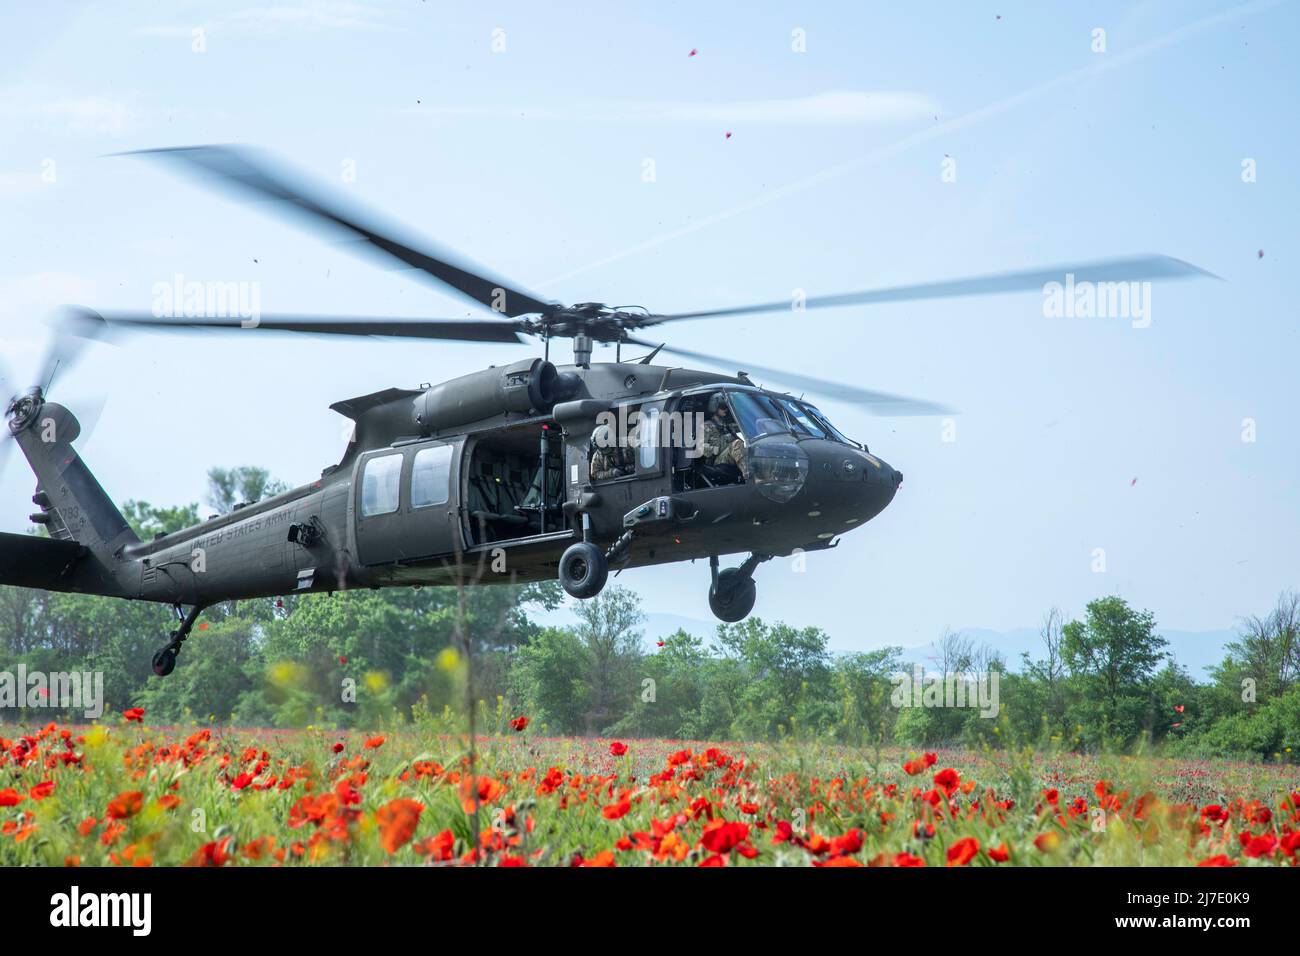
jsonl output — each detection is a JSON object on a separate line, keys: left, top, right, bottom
{"left": 4, "top": 392, "right": 137, "bottom": 594}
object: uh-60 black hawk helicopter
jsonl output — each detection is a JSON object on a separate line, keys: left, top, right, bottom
{"left": 0, "top": 145, "right": 1213, "bottom": 677}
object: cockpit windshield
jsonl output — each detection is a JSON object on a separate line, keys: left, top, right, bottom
{"left": 801, "top": 403, "right": 858, "bottom": 446}
{"left": 728, "top": 392, "right": 789, "bottom": 440}
{"left": 773, "top": 398, "right": 828, "bottom": 439}
{"left": 712, "top": 389, "right": 859, "bottom": 448}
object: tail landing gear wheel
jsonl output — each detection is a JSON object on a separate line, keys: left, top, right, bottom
{"left": 152, "top": 642, "right": 179, "bottom": 677}
{"left": 709, "top": 568, "right": 757, "bottom": 623}
{"left": 151, "top": 605, "right": 207, "bottom": 678}
{"left": 559, "top": 541, "right": 609, "bottom": 599}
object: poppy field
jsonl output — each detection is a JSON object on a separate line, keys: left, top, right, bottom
{"left": 2, "top": 713, "right": 1298, "bottom": 867}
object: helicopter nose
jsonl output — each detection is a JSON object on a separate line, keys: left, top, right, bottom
{"left": 868, "top": 454, "right": 902, "bottom": 496}
{"left": 853, "top": 453, "right": 902, "bottom": 522}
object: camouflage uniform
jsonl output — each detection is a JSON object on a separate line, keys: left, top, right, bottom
{"left": 700, "top": 416, "right": 748, "bottom": 480}
{"left": 590, "top": 445, "right": 631, "bottom": 481}
{"left": 590, "top": 422, "right": 635, "bottom": 480}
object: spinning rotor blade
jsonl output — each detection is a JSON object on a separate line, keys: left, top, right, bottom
{"left": 639, "top": 254, "right": 1217, "bottom": 326}
{"left": 119, "top": 145, "right": 554, "bottom": 318}
{"left": 36, "top": 306, "right": 111, "bottom": 392}
{"left": 84, "top": 309, "right": 528, "bottom": 344}
{"left": 1, "top": 312, "right": 111, "bottom": 475}
{"left": 623, "top": 336, "right": 953, "bottom": 416}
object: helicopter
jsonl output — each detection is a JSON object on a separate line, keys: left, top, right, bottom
{"left": 0, "top": 145, "right": 1214, "bottom": 677}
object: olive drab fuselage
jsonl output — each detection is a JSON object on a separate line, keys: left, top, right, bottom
{"left": 6, "top": 359, "right": 902, "bottom": 609}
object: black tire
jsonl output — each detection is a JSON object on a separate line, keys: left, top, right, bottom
{"left": 152, "top": 647, "right": 177, "bottom": 678}
{"left": 559, "top": 542, "right": 609, "bottom": 599}
{"left": 709, "top": 568, "right": 757, "bottom": 623}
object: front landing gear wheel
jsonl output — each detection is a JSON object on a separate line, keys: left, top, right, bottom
{"left": 559, "top": 541, "right": 609, "bottom": 599}
{"left": 152, "top": 644, "right": 178, "bottom": 677}
{"left": 709, "top": 568, "right": 757, "bottom": 623}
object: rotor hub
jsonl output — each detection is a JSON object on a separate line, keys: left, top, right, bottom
{"left": 5, "top": 388, "right": 44, "bottom": 435}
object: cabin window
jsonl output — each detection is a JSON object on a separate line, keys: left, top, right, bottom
{"left": 361, "top": 453, "right": 402, "bottom": 516}
{"left": 411, "top": 444, "right": 453, "bottom": 508}
{"left": 637, "top": 406, "right": 661, "bottom": 470}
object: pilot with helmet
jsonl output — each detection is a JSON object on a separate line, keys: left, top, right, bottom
{"left": 699, "top": 393, "right": 748, "bottom": 481}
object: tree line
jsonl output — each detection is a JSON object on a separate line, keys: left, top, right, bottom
{"left": 0, "top": 466, "right": 1296, "bottom": 760}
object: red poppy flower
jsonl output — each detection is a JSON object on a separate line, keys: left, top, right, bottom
{"left": 987, "top": 843, "right": 1010, "bottom": 862}
{"left": 187, "top": 836, "right": 233, "bottom": 867}
{"left": 830, "top": 829, "right": 863, "bottom": 856}
{"left": 934, "top": 767, "right": 960, "bottom": 796}
{"left": 700, "top": 819, "right": 749, "bottom": 854}
{"left": 893, "top": 852, "right": 926, "bottom": 867}
{"left": 1196, "top": 854, "right": 1235, "bottom": 867}
{"left": 1243, "top": 834, "right": 1277, "bottom": 859}
{"left": 28, "top": 781, "right": 54, "bottom": 801}
{"left": 609, "top": 741, "right": 628, "bottom": 757}
{"left": 947, "top": 837, "right": 980, "bottom": 867}
{"left": 0, "top": 789, "right": 24, "bottom": 807}
{"left": 509, "top": 716, "right": 529, "bottom": 732}
{"left": 602, "top": 798, "right": 632, "bottom": 820}
{"left": 364, "top": 735, "right": 386, "bottom": 749}
{"left": 376, "top": 798, "right": 423, "bottom": 854}
{"left": 331, "top": 742, "right": 345, "bottom": 754}
{"left": 106, "top": 791, "right": 144, "bottom": 820}
{"left": 122, "top": 707, "right": 145, "bottom": 723}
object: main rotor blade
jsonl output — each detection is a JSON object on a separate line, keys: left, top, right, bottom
{"left": 36, "top": 306, "right": 112, "bottom": 392}
{"left": 118, "top": 145, "right": 555, "bottom": 318}
{"left": 86, "top": 309, "right": 528, "bottom": 344}
{"left": 624, "top": 336, "right": 953, "bottom": 416}
{"left": 640, "top": 254, "right": 1217, "bottom": 325}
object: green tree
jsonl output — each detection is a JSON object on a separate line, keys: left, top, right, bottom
{"left": 1062, "top": 596, "right": 1167, "bottom": 745}
{"left": 716, "top": 618, "right": 833, "bottom": 739}
{"left": 205, "top": 466, "right": 287, "bottom": 514}
{"left": 509, "top": 626, "right": 591, "bottom": 734}
{"left": 832, "top": 646, "right": 904, "bottom": 746}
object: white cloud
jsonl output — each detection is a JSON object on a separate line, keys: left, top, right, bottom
{"left": 414, "top": 90, "right": 940, "bottom": 126}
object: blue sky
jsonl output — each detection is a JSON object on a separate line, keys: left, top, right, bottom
{"left": 1, "top": 0, "right": 1296, "bottom": 657}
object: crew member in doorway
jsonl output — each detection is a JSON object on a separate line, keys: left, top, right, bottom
{"left": 589, "top": 422, "right": 633, "bottom": 480}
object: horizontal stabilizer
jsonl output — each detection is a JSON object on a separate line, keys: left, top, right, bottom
{"left": 0, "top": 531, "right": 87, "bottom": 589}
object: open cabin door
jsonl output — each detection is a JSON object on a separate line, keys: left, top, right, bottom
{"left": 354, "top": 438, "right": 463, "bottom": 565}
